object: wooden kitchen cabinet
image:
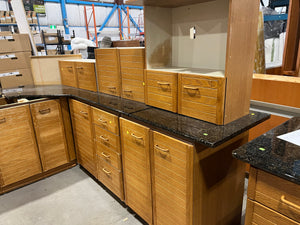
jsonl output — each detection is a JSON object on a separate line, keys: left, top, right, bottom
{"left": 0, "top": 105, "right": 42, "bottom": 187}
{"left": 119, "top": 47, "right": 145, "bottom": 103}
{"left": 120, "top": 118, "right": 152, "bottom": 224}
{"left": 59, "top": 61, "right": 77, "bottom": 88}
{"left": 92, "top": 107, "right": 124, "bottom": 200}
{"left": 30, "top": 99, "right": 70, "bottom": 172}
{"left": 95, "top": 48, "right": 121, "bottom": 97}
{"left": 151, "top": 131, "right": 193, "bottom": 225}
{"left": 69, "top": 99, "right": 96, "bottom": 177}
{"left": 245, "top": 167, "right": 300, "bottom": 224}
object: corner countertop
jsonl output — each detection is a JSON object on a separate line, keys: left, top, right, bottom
{"left": 1, "top": 85, "right": 270, "bottom": 148}
{"left": 233, "top": 117, "right": 300, "bottom": 185}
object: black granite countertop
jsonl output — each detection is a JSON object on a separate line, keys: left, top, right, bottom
{"left": 233, "top": 117, "right": 300, "bottom": 185}
{"left": 1, "top": 85, "right": 270, "bottom": 148}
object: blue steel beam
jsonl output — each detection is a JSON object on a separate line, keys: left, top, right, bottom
{"left": 60, "top": 0, "right": 72, "bottom": 50}
{"left": 121, "top": 5, "right": 142, "bottom": 34}
{"left": 66, "top": 0, "right": 114, "bottom": 7}
{"left": 264, "top": 14, "right": 288, "bottom": 21}
{"left": 123, "top": 5, "right": 143, "bottom": 10}
{"left": 44, "top": 0, "right": 60, "bottom": 3}
{"left": 98, "top": 4, "right": 118, "bottom": 32}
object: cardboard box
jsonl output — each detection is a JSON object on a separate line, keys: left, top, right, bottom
{"left": 0, "top": 51, "right": 32, "bottom": 72}
{"left": 32, "top": 12, "right": 37, "bottom": 24}
{"left": 0, "top": 68, "right": 34, "bottom": 88}
{"left": 0, "top": 11, "right": 6, "bottom": 24}
{"left": 10, "top": 11, "right": 15, "bottom": 23}
{"left": 0, "top": 33, "right": 31, "bottom": 53}
{"left": 5, "top": 11, "right": 11, "bottom": 23}
{"left": 26, "top": 11, "right": 32, "bottom": 24}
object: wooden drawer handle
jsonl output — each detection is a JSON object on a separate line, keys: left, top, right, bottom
{"left": 39, "top": 108, "right": 51, "bottom": 114}
{"left": 131, "top": 133, "right": 143, "bottom": 140}
{"left": 80, "top": 111, "right": 88, "bottom": 115}
{"left": 76, "top": 67, "right": 84, "bottom": 69}
{"left": 99, "top": 135, "right": 109, "bottom": 142}
{"left": 281, "top": 195, "right": 300, "bottom": 210}
{"left": 0, "top": 118, "right": 6, "bottom": 124}
{"left": 155, "top": 145, "right": 169, "bottom": 153}
{"left": 108, "top": 86, "right": 116, "bottom": 89}
{"left": 157, "top": 82, "right": 170, "bottom": 86}
{"left": 124, "top": 90, "right": 133, "bottom": 93}
{"left": 184, "top": 86, "right": 199, "bottom": 91}
{"left": 66, "top": 66, "right": 73, "bottom": 69}
{"left": 98, "top": 118, "right": 107, "bottom": 124}
{"left": 102, "top": 168, "right": 111, "bottom": 175}
{"left": 101, "top": 152, "right": 110, "bottom": 158}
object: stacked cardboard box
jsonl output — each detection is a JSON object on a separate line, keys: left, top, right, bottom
{"left": 0, "top": 11, "right": 16, "bottom": 24}
{"left": 0, "top": 32, "right": 34, "bottom": 88}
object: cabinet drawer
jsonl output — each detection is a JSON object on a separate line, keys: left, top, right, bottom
{"left": 178, "top": 73, "right": 225, "bottom": 124}
{"left": 121, "top": 83, "right": 145, "bottom": 103}
{"left": 146, "top": 70, "right": 178, "bottom": 112}
{"left": 94, "top": 125, "right": 120, "bottom": 153}
{"left": 59, "top": 61, "right": 77, "bottom": 88}
{"left": 249, "top": 168, "right": 300, "bottom": 222}
{"left": 75, "top": 62, "right": 97, "bottom": 92}
{"left": 92, "top": 107, "right": 119, "bottom": 134}
{"left": 246, "top": 199, "right": 300, "bottom": 225}
{"left": 97, "top": 157, "right": 124, "bottom": 200}
{"left": 95, "top": 140, "right": 121, "bottom": 170}
{"left": 69, "top": 99, "right": 91, "bottom": 121}
{"left": 121, "top": 68, "right": 144, "bottom": 81}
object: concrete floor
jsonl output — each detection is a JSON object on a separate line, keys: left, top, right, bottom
{"left": 0, "top": 166, "right": 144, "bottom": 225}
{"left": 0, "top": 166, "right": 248, "bottom": 225}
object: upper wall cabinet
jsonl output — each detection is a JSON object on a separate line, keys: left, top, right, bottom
{"left": 144, "top": 0, "right": 260, "bottom": 124}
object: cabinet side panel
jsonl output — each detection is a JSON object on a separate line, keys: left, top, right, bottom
{"left": 224, "top": 0, "right": 260, "bottom": 124}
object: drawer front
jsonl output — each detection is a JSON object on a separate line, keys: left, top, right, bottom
{"left": 69, "top": 99, "right": 91, "bottom": 121}
{"left": 245, "top": 199, "right": 300, "bottom": 225}
{"left": 120, "top": 118, "right": 152, "bottom": 224}
{"left": 92, "top": 107, "right": 119, "bottom": 134}
{"left": 249, "top": 169, "right": 300, "bottom": 222}
{"left": 95, "top": 140, "right": 121, "bottom": 170}
{"left": 121, "top": 68, "right": 144, "bottom": 81}
{"left": 30, "top": 99, "right": 69, "bottom": 171}
{"left": 121, "top": 83, "right": 145, "bottom": 103}
{"left": 0, "top": 105, "right": 42, "bottom": 186}
{"left": 75, "top": 62, "right": 97, "bottom": 92}
{"left": 178, "top": 73, "right": 225, "bottom": 125}
{"left": 95, "top": 48, "right": 119, "bottom": 62}
{"left": 146, "top": 70, "right": 178, "bottom": 112}
{"left": 94, "top": 125, "right": 120, "bottom": 153}
{"left": 97, "top": 157, "right": 124, "bottom": 200}
{"left": 152, "top": 131, "right": 194, "bottom": 225}
{"left": 59, "top": 61, "right": 77, "bottom": 87}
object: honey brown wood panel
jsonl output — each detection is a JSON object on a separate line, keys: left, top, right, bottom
{"left": 75, "top": 62, "right": 97, "bottom": 92}
{"left": 94, "top": 125, "right": 120, "bottom": 153}
{"left": 0, "top": 105, "right": 42, "bottom": 187}
{"left": 59, "top": 61, "right": 78, "bottom": 88}
{"left": 178, "top": 73, "right": 225, "bottom": 124}
{"left": 95, "top": 48, "right": 121, "bottom": 97}
{"left": 119, "top": 118, "right": 152, "bottom": 224}
{"left": 30, "top": 99, "right": 70, "bottom": 172}
{"left": 59, "top": 97, "right": 76, "bottom": 161}
{"left": 224, "top": 0, "right": 260, "bottom": 123}
{"left": 248, "top": 167, "right": 300, "bottom": 222}
{"left": 151, "top": 131, "right": 193, "bottom": 225}
{"left": 145, "top": 70, "right": 178, "bottom": 112}
{"left": 97, "top": 157, "right": 124, "bottom": 200}
{"left": 245, "top": 199, "right": 300, "bottom": 225}
{"left": 92, "top": 107, "right": 119, "bottom": 135}
{"left": 69, "top": 99, "right": 96, "bottom": 177}
{"left": 95, "top": 139, "right": 121, "bottom": 170}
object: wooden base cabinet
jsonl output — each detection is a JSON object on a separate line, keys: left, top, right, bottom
{"left": 245, "top": 167, "right": 300, "bottom": 225}
{"left": 69, "top": 99, "right": 96, "bottom": 177}
{"left": 0, "top": 105, "right": 42, "bottom": 187}
{"left": 120, "top": 118, "right": 152, "bottom": 225}
{"left": 151, "top": 131, "right": 247, "bottom": 225}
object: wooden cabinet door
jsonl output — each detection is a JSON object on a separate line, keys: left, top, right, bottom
{"left": 152, "top": 131, "right": 194, "bottom": 225}
{"left": 0, "top": 105, "right": 42, "bottom": 187}
{"left": 69, "top": 99, "right": 96, "bottom": 177}
{"left": 30, "top": 100, "right": 70, "bottom": 172}
{"left": 120, "top": 118, "right": 152, "bottom": 224}
{"left": 59, "top": 61, "right": 77, "bottom": 87}
{"left": 75, "top": 62, "right": 97, "bottom": 92}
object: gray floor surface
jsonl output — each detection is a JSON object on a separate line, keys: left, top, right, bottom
{"left": 0, "top": 166, "right": 248, "bottom": 225}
